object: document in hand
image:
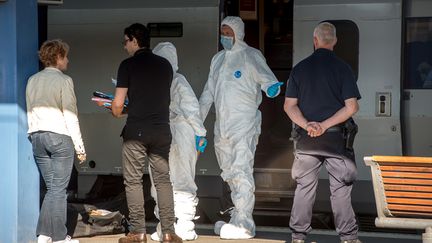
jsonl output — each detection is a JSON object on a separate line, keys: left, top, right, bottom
{"left": 91, "top": 97, "right": 112, "bottom": 103}
{"left": 93, "top": 91, "right": 129, "bottom": 105}
{"left": 93, "top": 91, "right": 114, "bottom": 100}
{"left": 91, "top": 91, "right": 128, "bottom": 109}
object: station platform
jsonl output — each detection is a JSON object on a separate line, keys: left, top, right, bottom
{"left": 76, "top": 224, "right": 422, "bottom": 243}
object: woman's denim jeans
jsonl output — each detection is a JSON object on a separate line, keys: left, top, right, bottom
{"left": 30, "top": 131, "right": 74, "bottom": 241}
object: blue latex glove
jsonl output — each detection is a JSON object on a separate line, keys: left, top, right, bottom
{"left": 267, "top": 82, "right": 284, "bottom": 98}
{"left": 195, "top": 135, "right": 208, "bottom": 153}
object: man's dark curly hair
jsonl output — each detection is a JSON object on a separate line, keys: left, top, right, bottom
{"left": 124, "top": 23, "right": 150, "bottom": 49}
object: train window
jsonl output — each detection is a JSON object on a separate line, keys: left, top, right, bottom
{"left": 147, "top": 22, "right": 183, "bottom": 37}
{"left": 404, "top": 18, "right": 432, "bottom": 89}
{"left": 325, "top": 20, "right": 359, "bottom": 81}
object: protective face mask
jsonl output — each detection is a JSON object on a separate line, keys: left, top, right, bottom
{"left": 220, "top": 35, "right": 234, "bottom": 50}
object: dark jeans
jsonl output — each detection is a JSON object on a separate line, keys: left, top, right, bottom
{"left": 30, "top": 131, "right": 75, "bottom": 241}
{"left": 122, "top": 139, "right": 175, "bottom": 234}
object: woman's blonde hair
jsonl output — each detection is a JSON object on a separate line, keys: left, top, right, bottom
{"left": 38, "top": 39, "right": 69, "bottom": 67}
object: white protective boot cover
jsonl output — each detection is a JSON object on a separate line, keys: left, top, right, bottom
{"left": 175, "top": 219, "right": 198, "bottom": 240}
{"left": 150, "top": 220, "right": 198, "bottom": 241}
{"left": 150, "top": 223, "right": 162, "bottom": 241}
{"left": 214, "top": 220, "right": 226, "bottom": 235}
{"left": 219, "top": 222, "right": 254, "bottom": 239}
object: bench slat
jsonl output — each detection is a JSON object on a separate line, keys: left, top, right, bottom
{"left": 388, "top": 204, "right": 432, "bottom": 213}
{"left": 383, "top": 177, "right": 432, "bottom": 185}
{"left": 384, "top": 184, "right": 432, "bottom": 193}
{"left": 381, "top": 171, "right": 432, "bottom": 179}
{"left": 387, "top": 197, "right": 432, "bottom": 206}
{"left": 380, "top": 165, "right": 432, "bottom": 173}
{"left": 385, "top": 191, "right": 432, "bottom": 199}
{"left": 372, "top": 156, "right": 432, "bottom": 164}
{"left": 389, "top": 211, "right": 432, "bottom": 218}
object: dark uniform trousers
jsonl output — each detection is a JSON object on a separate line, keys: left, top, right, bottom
{"left": 290, "top": 129, "right": 359, "bottom": 241}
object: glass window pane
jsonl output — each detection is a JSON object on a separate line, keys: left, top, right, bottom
{"left": 147, "top": 23, "right": 183, "bottom": 38}
{"left": 326, "top": 20, "right": 359, "bottom": 81}
{"left": 404, "top": 18, "right": 432, "bottom": 89}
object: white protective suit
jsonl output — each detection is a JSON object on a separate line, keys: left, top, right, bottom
{"left": 199, "top": 16, "right": 280, "bottom": 239}
{"left": 150, "top": 42, "right": 207, "bottom": 241}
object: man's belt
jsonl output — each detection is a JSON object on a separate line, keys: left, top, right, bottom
{"left": 326, "top": 125, "right": 343, "bottom": 133}
{"left": 293, "top": 124, "right": 343, "bottom": 133}
{"left": 292, "top": 121, "right": 357, "bottom": 152}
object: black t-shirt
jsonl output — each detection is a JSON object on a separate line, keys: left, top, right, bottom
{"left": 116, "top": 48, "right": 173, "bottom": 140}
{"left": 285, "top": 48, "right": 361, "bottom": 122}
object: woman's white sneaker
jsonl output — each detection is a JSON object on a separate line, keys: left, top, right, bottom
{"left": 53, "top": 235, "right": 79, "bottom": 243}
{"left": 37, "top": 235, "right": 52, "bottom": 243}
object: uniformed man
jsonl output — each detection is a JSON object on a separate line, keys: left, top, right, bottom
{"left": 284, "top": 22, "right": 362, "bottom": 243}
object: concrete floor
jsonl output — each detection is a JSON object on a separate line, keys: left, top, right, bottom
{"left": 76, "top": 224, "right": 422, "bottom": 243}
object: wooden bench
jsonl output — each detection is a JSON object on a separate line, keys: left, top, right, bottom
{"left": 364, "top": 156, "right": 432, "bottom": 243}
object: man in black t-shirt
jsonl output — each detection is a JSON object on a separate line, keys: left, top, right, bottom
{"left": 284, "top": 22, "right": 362, "bottom": 243}
{"left": 111, "top": 23, "right": 182, "bottom": 243}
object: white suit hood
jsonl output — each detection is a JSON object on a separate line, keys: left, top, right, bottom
{"left": 221, "top": 16, "right": 247, "bottom": 49}
{"left": 153, "top": 42, "right": 179, "bottom": 72}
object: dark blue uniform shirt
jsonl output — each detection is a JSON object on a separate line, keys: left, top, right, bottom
{"left": 285, "top": 48, "right": 361, "bottom": 122}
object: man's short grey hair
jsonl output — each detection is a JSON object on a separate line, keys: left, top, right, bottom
{"left": 313, "top": 22, "right": 336, "bottom": 45}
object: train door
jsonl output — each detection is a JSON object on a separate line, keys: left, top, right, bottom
{"left": 293, "top": 0, "right": 403, "bottom": 213}
{"left": 252, "top": 0, "right": 296, "bottom": 219}
{"left": 402, "top": 0, "right": 432, "bottom": 157}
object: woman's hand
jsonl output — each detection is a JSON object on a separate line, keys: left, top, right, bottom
{"left": 77, "top": 153, "right": 87, "bottom": 164}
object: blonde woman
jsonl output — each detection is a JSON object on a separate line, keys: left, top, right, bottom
{"left": 26, "top": 39, "right": 86, "bottom": 243}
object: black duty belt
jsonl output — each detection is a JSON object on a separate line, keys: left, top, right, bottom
{"left": 293, "top": 124, "right": 343, "bottom": 133}
{"left": 326, "top": 126, "right": 343, "bottom": 133}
